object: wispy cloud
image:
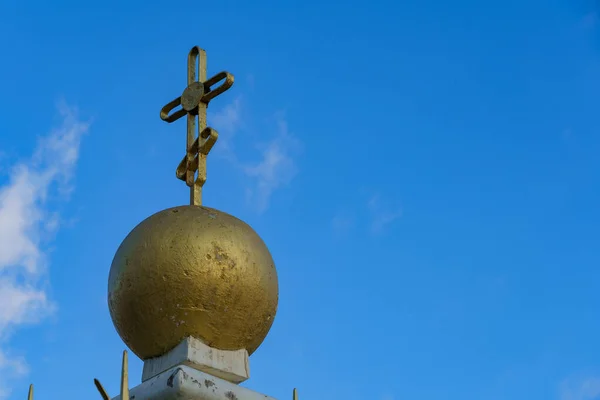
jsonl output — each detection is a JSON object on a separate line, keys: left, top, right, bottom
{"left": 209, "top": 96, "right": 242, "bottom": 138}
{"left": 208, "top": 96, "right": 243, "bottom": 164}
{"left": 208, "top": 95, "right": 301, "bottom": 213}
{"left": 0, "top": 351, "right": 28, "bottom": 399}
{"left": 247, "top": 74, "right": 255, "bottom": 91}
{"left": 0, "top": 103, "right": 88, "bottom": 397}
{"left": 331, "top": 211, "right": 355, "bottom": 235}
{"left": 582, "top": 11, "right": 598, "bottom": 30}
{"left": 243, "top": 115, "right": 301, "bottom": 213}
{"left": 368, "top": 194, "right": 402, "bottom": 234}
{"left": 560, "top": 376, "right": 600, "bottom": 400}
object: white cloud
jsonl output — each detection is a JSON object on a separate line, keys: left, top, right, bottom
{"left": 0, "top": 351, "right": 28, "bottom": 376}
{"left": 209, "top": 96, "right": 242, "bottom": 138}
{"left": 208, "top": 96, "right": 243, "bottom": 162}
{"left": 582, "top": 12, "right": 598, "bottom": 30}
{"left": 368, "top": 194, "right": 402, "bottom": 234}
{"left": 331, "top": 212, "right": 355, "bottom": 235}
{"left": 0, "top": 103, "right": 88, "bottom": 397}
{"left": 246, "top": 74, "right": 255, "bottom": 91}
{"left": 560, "top": 376, "right": 600, "bottom": 400}
{"left": 0, "top": 351, "right": 28, "bottom": 400}
{"left": 208, "top": 96, "right": 301, "bottom": 213}
{"left": 244, "top": 115, "right": 300, "bottom": 213}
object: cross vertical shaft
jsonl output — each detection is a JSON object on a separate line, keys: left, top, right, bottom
{"left": 187, "top": 48, "right": 207, "bottom": 205}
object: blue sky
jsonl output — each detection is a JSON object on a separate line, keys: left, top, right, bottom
{"left": 1, "top": 0, "right": 600, "bottom": 399}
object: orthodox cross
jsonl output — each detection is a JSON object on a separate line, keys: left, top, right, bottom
{"left": 160, "top": 46, "right": 234, "bottom": 206}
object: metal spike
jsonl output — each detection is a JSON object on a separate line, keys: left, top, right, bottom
{"left": 27, "top": 384, "right": 33, "bottom": 400}
{"left": 94, "top": 379, "right": 111, "bottom": 400}
{"left": 94, "top": 350, "right": 130, "bottom": 400}
{"left": 120, "top": 350, "right": 129, "bottom": 400}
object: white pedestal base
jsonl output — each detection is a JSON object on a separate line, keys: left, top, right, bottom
{"left": 113, "top": 365, "right": 276, "bottom": 400}
{"left": 142, "top": 337, "right": 250, "bottom": 384}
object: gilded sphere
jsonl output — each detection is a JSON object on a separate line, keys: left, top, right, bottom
{"left": 108, "top": 205, "right": 278, "bottom": 360}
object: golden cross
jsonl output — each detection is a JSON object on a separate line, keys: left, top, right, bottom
{"left": 160, "top": 46, "right": 234, "bottom": 206}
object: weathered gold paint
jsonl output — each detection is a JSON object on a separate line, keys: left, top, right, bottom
{"left": 159, "top": 46, "right": 234, "bottom": 206}
{"left": 108, "top": 205, "right": 279, "bottom": 360}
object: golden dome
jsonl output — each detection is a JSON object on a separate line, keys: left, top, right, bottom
{"left": 108, "top": 205, "right": 279, "bottom": 360}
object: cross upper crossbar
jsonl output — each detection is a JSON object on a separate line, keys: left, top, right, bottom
{"left": 160, "top": 46, "right": 234, "bottom": 206}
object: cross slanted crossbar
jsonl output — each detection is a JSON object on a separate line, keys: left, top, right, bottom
{"left": 160, "top": 46, "right": 234, "bottom": 206}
